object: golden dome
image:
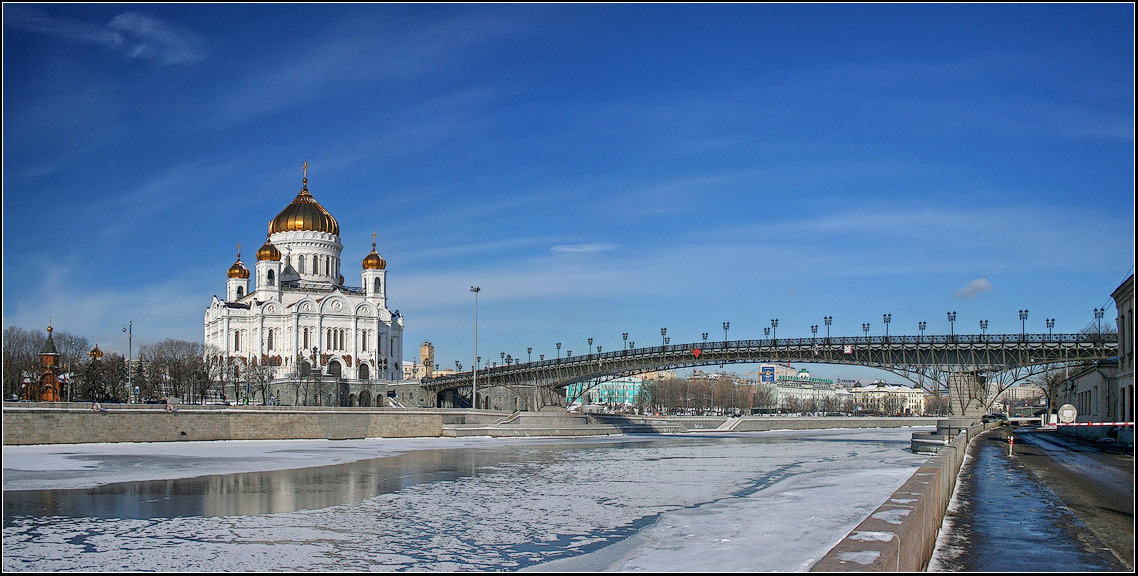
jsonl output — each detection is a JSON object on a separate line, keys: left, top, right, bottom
{"left": 228, "top": 252, "right": 250, "bottom": 278}
{"left": 89, "top": 344, "right": 103, "bottom": 360}
{"left": 362, "top": 233, "right": 386, "bottom": 270}
{"left": 257, "top": 236, "right": 281, "bottom": 261}
{"left": 268, "top": 165, "right": 339, "bottom": 236}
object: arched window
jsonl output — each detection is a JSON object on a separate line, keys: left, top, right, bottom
{"left": 298, "top": 255, "right": 305, "bottom": 273}
{"left": 325, "top": 258, "right": 330, "bottom": 276}
{"left": 374, "top": 278, "right": 382, "bottom": 293}
{"left": 267, "top": 330, "right": 275, "bottom": 351}
{"left": 303, "top": 328, "right": 309, "bottom": 350}
{"left": 234, "top": 331, "right": 241, "bottom": 351}
{"left": 313, "top": 256, "right": 318, "bottom": 275}
{"left": 267, "top": 270, "right": 275, "bottom": 286}
{"left": 236, "top": 286, "right": 244, "bottom": 298}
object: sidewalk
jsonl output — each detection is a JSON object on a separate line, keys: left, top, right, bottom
{"left": 928, "top": 427, "right": 1130, "bottom": 571}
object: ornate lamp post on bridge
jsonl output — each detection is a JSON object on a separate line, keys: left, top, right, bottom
{"left": 883, "top": 314, "right": 891, "bottom": 340}
{"left": 702, "top": 332, "right": 708, "bottom": 344}
{"left": 723, "top": 321, "right": 730, "bottom": 343}
{"left": 770, "top": 319, "right": 778, "bottom": 342}
{"left": 824, "top": 316, "right": 832, "bottom": 343}
{"left": 660, "top": 328, "right": 667, "bottom": 346}
{"left": 527, "top": 347, "right": 532, "bottom": 363}
{"left": 556, "top": 342, "right": 561, "bottom": 359}
{"left": 862, "top": 323, "right": 870, "bottom": 338}
{"left": 763, "top": 327, "right": 770, "bottom": 339}
{"left": 1046, "top": 318, "right": 1055, "bottom": 337}
{"left": 980, "top": 320, "right": 988, "bottom": 338}
{"left": 622, "top": 333, "right": 628, "bottom": 350}
{"left": 947, "top": 311, "right": 957, "bottom": 341}
{"left": 1019, "top": 309, "right": 1029, "bottom": 340}
{"left": 587, "top": 338, "right": 593, "bottom": 355}
{"left": 918, "top": 321, "right": 927, "bottom": 339}
{"left": 1094, "top": 308, "right": 1104, "bottom": 339}
{"left": 470, "top": 286, "right": 480, "bottom": 410}
{"left": 811, "top": 324, "right": 818, "bottom": 340}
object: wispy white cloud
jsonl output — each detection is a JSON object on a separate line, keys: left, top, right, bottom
{"left": 550, "top": 243, "right": 617, "bottom": 254}
{"left": 5, "top": 7, "right": 207, "bottom": 66}
{"left": 955, "top": 278, "right": 993, "bottom": 299}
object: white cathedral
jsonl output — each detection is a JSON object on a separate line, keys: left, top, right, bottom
{"left": 204, "top": 165, "right": 404, "bottom": 391}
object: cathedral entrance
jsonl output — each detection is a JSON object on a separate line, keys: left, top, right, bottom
{"left": 358, "top": 363, "right": 370, "bottom": 380}
{"left": 327, "top": 360, "right": 342, "bottom": 379}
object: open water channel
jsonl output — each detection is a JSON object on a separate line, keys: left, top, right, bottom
{"left": 4, "top": 428, "right": 928, "bottom": 572}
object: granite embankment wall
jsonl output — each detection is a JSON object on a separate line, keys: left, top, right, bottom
{"left": 811, "top": 420, "right": 995, "bottom": 572}
{"left": 2, "top": 403, "right": 450, "bottom": 445}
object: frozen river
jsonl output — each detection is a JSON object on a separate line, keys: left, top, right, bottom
{"left": 3, "top": 427, "right": 930, "bottom": 572}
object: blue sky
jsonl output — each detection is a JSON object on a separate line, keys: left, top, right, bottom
{"left": 3, "top": 3, "right": 1134, "bottom": 382}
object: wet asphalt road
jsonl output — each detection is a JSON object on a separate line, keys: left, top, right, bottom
{"left": 929, "top": 427, "right": 1133, "bottom": 572}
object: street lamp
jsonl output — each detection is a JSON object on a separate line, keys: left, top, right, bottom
{"left": 919, "top": 321, "right": 927, "bottom": 338}
{"left": 622, "top": 333, "right": 628, "bottom": 350}
{"left": 947, "top": 311, "right": 957, "bottom": 340}
{"left": 527, "top": 347, "right": 532, "bottom": 363}
{"left": 862, "top": 323, "right": 870, "bottom": 337}
{"left": 811, "top": 324, "right": 818, "bottom": 339}
{"left": 702, "top": 332, "right": 708, "bottom": 343}
{"left": 763, "top": 327, "right": 770, "bottom": 338}
{"left": 1019, "top": 309, "right": 1029, "bottom": 339}
{"left": 588, "top": 337, "right": 593, "bottom": 354}
{"left": 771, "top": 318, "right": 778, "bottom": 341}
{"left": 122, "top": 321, "right": 132, "bottom": 403}
{"left": 471, "top": 286, "right": 480, "bottom": 409}
{"left": 723, "top": 321, "right": 730, "bottom": 343}
{"left": 883, "top": 314, "right": 891, "bottom": 339}
{"left": 661, "top": 327, "right": 667, "bottom": 345}
{"left": 980, "top": 319, "right": 988, "bottom": 337}
{"left": 1046, "top": 318, "right": 1055, "bottom": 337}
{"left": 1094, "top": 308, "right": 1104, "bottom": 337}
{"left": 556, "top": 342, "right": 561, "bottom": 359}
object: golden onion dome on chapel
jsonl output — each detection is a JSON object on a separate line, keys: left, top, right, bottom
{"left": 89, "top": 344, "right": 103, "bottom": 360}
{"left": 267, "top": 162, "right": 340, "bottom": 236}
{"left": 228, "top": 249, "right": 250, "bottom": 279}
{"left": 362, "top": 233, "right": 386, "bottom": 270}
{"left": 257, "top": 236, "right": 281, "bottom": 261}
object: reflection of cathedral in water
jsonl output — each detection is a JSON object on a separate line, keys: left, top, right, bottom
{"left": 203, "top": 164, "right": 404, "bottom": 405}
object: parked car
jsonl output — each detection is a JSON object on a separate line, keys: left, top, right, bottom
{"left": 981, "top": 413, "right": 1008, "bottom": 424}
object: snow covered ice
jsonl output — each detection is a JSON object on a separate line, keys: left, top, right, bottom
{"left": 4, "top": 427, "right": 930, "bottom": 572}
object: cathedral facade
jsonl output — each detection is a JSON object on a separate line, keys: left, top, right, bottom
{"left": 204, "top": 165, "right": 404, "bottom": 403}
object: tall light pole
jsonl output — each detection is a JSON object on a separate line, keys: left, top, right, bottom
{"left": 470, "top": 286, "right": 480, "bottom": 409}
{"left": 1046, "top": 318, "right": 1055, "bottom": 337}
{"left": 723, "top": 321, "right": 730, "bottom": 343}
{"left": 883, "top": 314, "right": 891, "bottom": 339}
{"left": 811, "top": 325, "right": 818, "bottom": 340}
{"left": 1019, "top": 309, "right": 1029, "bottom": 340}
{"left": 824, "top": 316, "right": 832, "bottom": 342}
{"left": 527, "top": 347, "right": 532, "bottom": 364}
{"left": 122, "top": 321, "right": 132, "bottom": 403}
{"left": 702, "top": 332, "right": 708, "bottom": 344}
{"left": 919, "top": 321, "right": 926, "bottom": 339}
{"left": 862, "top": 323, "right": 870, "bottom": 338}
{"left": 622, "top": 333, "right": 628, "bottom": 350}
{"left": 1094, "top": 308, "right": 1104, "bottom": 338}
{"left": 947, "top": 311, "right": 956, "bottom": 340}
{"left": 980, "top": 319, "right": 988, "bottom": 337}
{"left": 771, "top": 318, "right": 778, "bottom": 341}
{"left": 764, "top": 327, "right": 770, "bottom": 339}
{"left": 556, "top": 342, "right": 561, "bottom": 359}
{"left": 661, "top": 327, "right": 667, "bottom": 346}
{"left": 588, "top": 337, "right": 593, "bottom": 355}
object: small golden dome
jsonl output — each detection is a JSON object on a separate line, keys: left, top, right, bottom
{"left": 257, "top": 237, "right": 281, "bottom": 261}
{"left": 228, "top": 252, "right": 250, "bottom": 279}
{"left": 89, "top": 345, "right": 103, "bottom": 360}
{"left": 267, "top": 164, "right": 339, "bottom": 236}
{"left": 362, "top": 233, "right": 386, "bottom": 270}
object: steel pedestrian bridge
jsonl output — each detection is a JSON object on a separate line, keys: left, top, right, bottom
{"left": 423, "top": 333, "right": 1118, "bottom": 396}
